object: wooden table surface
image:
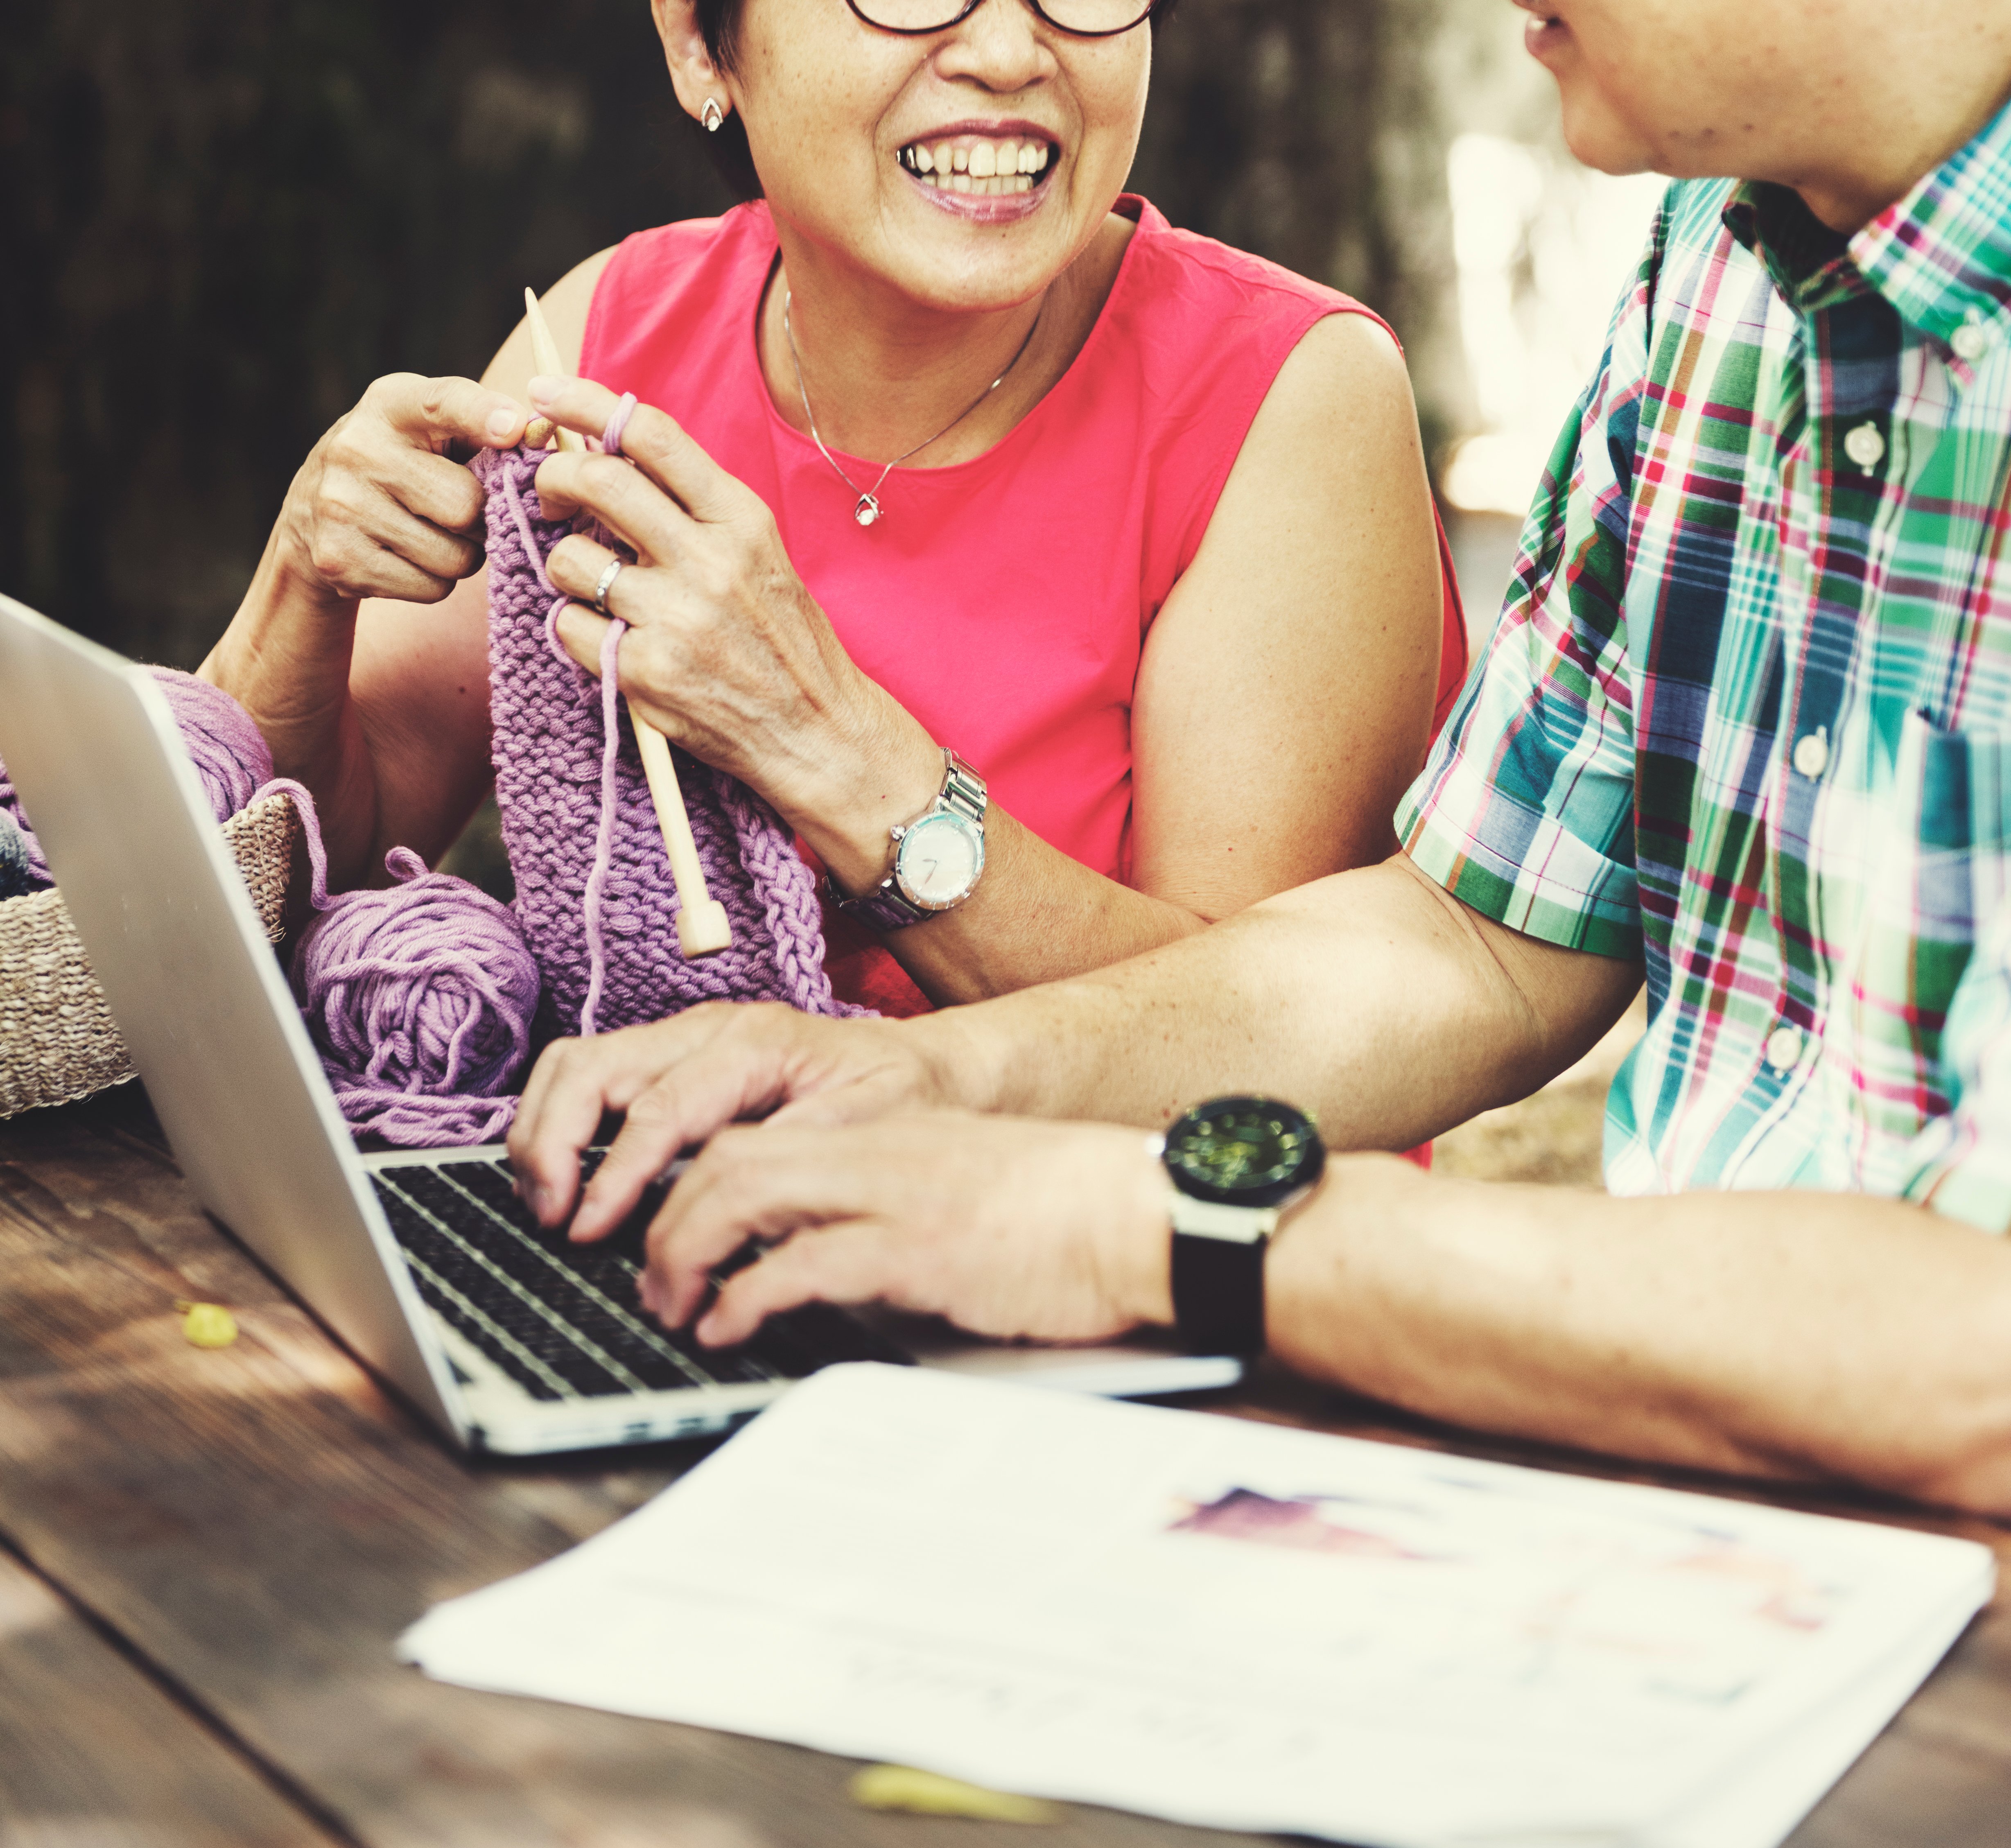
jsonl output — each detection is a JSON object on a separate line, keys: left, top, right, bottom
{"left": 3, "top": 1085, "right": 2009, "bottom": 1848}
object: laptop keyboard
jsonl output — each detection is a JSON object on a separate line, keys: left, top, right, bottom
{"left": 370, "top": 1152, "right": 907, "bottom": 1403}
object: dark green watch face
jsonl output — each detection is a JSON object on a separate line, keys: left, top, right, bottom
{"left": 1163, "top": 1096, "right": 1324, "bottom": 1207}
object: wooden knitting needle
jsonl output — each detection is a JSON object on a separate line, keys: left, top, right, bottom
{"left": 522, "top": 287, "right": 732, "bottom": 958}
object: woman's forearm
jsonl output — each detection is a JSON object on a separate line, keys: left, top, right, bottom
{"left": 870, "top": 804, "right": 1212, "bottom": 1004}
{"left": 692, "top": 644, "right": 1221, "bottom": 1005}
{"left": 201, "top": 524, "right": 384, "bottom": 882}
{"left": 776, "top": 673, "right": 1361, "bottom": 1008}
{"left": 201, "top": 373, "right": 521, "bottom": 887}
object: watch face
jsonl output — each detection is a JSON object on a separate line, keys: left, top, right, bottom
{"left": 1163, "top": 1096, "right": 1324, "bottom": 1207}
{"left": 894, "top": 810, "right": 984, "bottom": 910}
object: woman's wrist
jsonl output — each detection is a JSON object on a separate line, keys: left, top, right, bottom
{"left": 201, "top": 523, "right": 370, "bottom": 804}
{"left": 217, "top": 520, "right": 359, "bottom": 673}
{"left": 787, "top": 688, "right": 949, "bottom": 897}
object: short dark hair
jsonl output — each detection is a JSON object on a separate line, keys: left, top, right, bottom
{"left": 687, "top": 0, "right": 1176, "bottom": 201}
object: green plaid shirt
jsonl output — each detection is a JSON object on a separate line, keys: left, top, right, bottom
{"left": 1399, "top": 102, "right": 2011, "bottom": 1226}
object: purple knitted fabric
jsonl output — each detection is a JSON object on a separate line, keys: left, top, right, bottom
{"left": 474, "top": 439, "right": 863, "bottom": 1036}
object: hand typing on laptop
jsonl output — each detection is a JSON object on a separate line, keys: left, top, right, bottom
{"left": 509, "top": 1005, "right": 1189, "bottom": 1352}
{"left": 508, "top": 1001, "right": 953, "bottom": 1239}
{"left": 652, "top": 1113, "right": 1165, "bottom": 1350}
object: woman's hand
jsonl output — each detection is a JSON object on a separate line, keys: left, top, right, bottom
{"left": 528, "top": 375, "right": 942, "bottom": 883}
{"left": 271, "top": 373, "right": 529, "bottom": 614}
{"left": 203, "top": 372, "right": 527, "bottom": 883}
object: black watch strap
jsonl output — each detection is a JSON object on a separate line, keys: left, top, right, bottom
{"left": 1168, "top": 1197, "right": 1274, "bottom": 1356}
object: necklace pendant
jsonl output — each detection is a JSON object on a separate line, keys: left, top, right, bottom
{"left": 854, "top": 494, "right": 883, "bottom": 528}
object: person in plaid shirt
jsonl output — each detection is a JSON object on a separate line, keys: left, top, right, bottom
{"left": 509, "top": 3, "right": 2011, "bottom": 1512}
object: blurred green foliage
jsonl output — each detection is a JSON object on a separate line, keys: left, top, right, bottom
{"left": 2, "top": 0, "right": 1430, "bottom": 666}
{"left": 3, "top": 0, "right": 732, "bottom": 664}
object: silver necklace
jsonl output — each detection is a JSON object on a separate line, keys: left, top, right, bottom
{"left": 782, "top": 289, "right": 1042, "bottom": 528}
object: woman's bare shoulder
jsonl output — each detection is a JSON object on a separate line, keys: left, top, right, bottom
{"left": 1283, "top": 310, "right": 1408, "bottom": 404}
{"left": 481, "top": 246, "right": 621, "bottom": 405}
{"left": 1249, "top": 309, "right": 1416, "bottom": 465}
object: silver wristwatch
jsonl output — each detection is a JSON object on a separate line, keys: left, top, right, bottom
{"left": 829, "top": 748, "right": 987, "bottom": 931}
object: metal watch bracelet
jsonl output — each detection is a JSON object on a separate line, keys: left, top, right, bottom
{"left": 827, "top": 748, "right": 987, "bottom": 931}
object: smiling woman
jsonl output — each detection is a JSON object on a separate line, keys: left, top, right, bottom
{"left": 201, "top": 0, "right": 1465, "bottom": 1022}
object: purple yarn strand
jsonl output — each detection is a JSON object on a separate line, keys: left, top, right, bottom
{"left": 601, "top": 392, "right": 638, "bottom": 457}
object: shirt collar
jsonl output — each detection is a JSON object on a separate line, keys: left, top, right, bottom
{"left": 1852, "top": 96, "right": 2011, "bottom": 362}
{"left": 1723, "top": 97, "right": 2011, "bottom": 360}
{"left": 1721, "top": 183, "right": 1858, "bottom": 312}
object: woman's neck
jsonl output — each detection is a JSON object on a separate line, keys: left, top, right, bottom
{"left": 757, "top": 212, "right": 1134, "bottom": 468}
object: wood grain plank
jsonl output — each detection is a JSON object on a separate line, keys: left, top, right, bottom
{"left": 0, "top": 1540, "right": 333, "bottom": 1848}
{"left": 0, "top": 1095, "right": 1289, "bottom": 1848}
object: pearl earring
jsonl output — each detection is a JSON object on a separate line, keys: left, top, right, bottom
{"left": 701, "top": 98, "right": 724, "bottom": 133}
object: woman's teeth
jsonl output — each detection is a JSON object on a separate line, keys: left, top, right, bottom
{"left": 899, "top": 138, "right": 1051, "bottom": 194}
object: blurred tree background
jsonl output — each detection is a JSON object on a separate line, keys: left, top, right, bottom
{"left": 0, "top": 0, "right": 1518, "bottom": 668}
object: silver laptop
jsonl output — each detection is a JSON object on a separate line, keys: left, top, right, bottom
{"left": 0, "top": 595, "right": 1240, "bottom": 1454}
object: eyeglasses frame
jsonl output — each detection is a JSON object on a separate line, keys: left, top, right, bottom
{"left": 843, "top": 0, "right": 1161, "bottom": 41}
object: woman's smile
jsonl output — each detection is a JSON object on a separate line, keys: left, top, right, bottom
{"left": 895, "top": 119, "right": 1060, "bottom": 220}
{"left": 712, "top": 0, "right": 1141, "bottom": 307}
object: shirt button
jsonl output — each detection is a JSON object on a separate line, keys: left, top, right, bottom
{"left": 1792, "top": 729, "right": 1830, "bottom": 778}
{"left": 1952, "top": 319, "right": 1990, "bottom": 364}
{"left": 1843, "top": 421, "right": 1886, "bottom": 473}
{"left": 1766, "top": 1025, "right": 1805, "bottom": 1073}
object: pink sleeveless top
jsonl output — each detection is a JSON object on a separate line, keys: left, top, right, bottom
{"left": 581, "top": 196, "right": 1467, "bottom": 1017}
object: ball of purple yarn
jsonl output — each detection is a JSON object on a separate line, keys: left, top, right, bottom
{"left": 158, "top": 668, "right": 275, "bottom": 817}
{"left": 0, "top": 667, "right": 273, "bottom": 890}
{"left": 291, "top": 846, "right": 541, "bottom": 1147}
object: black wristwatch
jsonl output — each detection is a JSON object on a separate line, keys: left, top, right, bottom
{"left": 1154, "top": 1096, "right": 1325, "bottom": 1356}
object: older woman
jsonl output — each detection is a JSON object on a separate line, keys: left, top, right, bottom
{"left": 204, "top": 0, "right": 1464, "bottom": 1017}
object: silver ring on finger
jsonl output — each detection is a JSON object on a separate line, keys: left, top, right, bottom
{"left": 592, "top": 555, "right": 626, "bottom": 615}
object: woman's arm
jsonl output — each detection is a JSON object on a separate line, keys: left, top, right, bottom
{"left": 199, "top": 251, "right": 613, "bottom": 885}
{"left": 897, "top": 313, "right": 1442, "bottom": 998}
{"left": 534, "top": 312, "right": 1444, "bottom": 1004}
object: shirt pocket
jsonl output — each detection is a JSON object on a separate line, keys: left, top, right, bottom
{"left": 1839, "top": 709, "right": 2011, "bottom": 1174}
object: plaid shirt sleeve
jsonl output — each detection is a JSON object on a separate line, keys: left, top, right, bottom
{"left": 1395, "top": 217, "right": 1659, "bottom": 962}
{"left": 1906, "top": 893, "right": 2011, "bottom": 1234}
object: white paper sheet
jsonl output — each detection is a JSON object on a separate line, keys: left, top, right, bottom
{"left": 399, "top": 1364, "right": 1993, "bottom": 1848}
